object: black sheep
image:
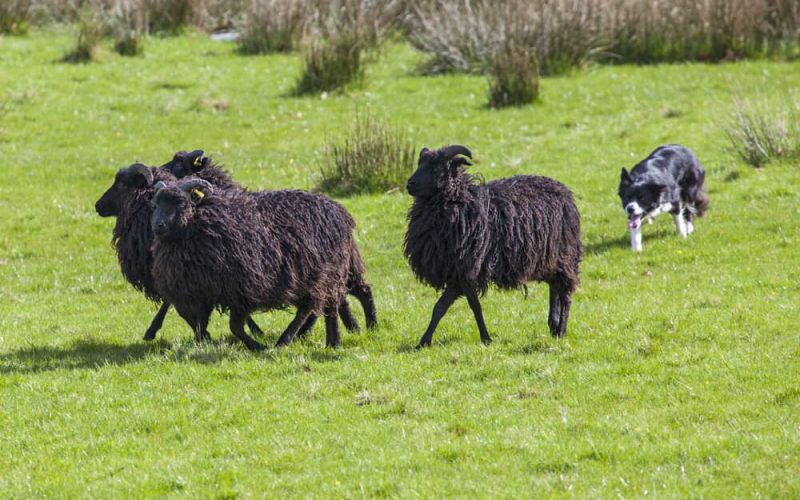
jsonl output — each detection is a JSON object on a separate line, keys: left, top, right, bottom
{"left": 160, "top": 149, "right": 377, "bottom": 336}
{"left": 150, "top": 178, "right": 367, "bottom": 350}
{"left": 404, "top": 145, "right": 583, "bottom": 347}
{"left": 94, "top": 163, "right": 263, "bottom": 341}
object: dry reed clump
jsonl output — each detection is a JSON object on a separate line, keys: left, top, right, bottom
{"left": 292, "top": 0, "right": 402, "bottom": 93}
{"left": 405, "top": 0, "right": 800, "bottom": 75}
{"left": 318, "top": 112, "right": 416, "bottom": 196}
{"left": 724, "top": 93, "right": 800, "bottom": 168}
{"left": 236, "top": 0, "right": 307, "bottom": 54}
{"left": 405, "top": 0, "right": 599, "bottom": 76}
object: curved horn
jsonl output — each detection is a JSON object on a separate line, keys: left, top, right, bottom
{"left": 153, "top": 181, "right": 168, "bottom": 191}
{"left": 438, "top": 145, "right": 472, "bottom": 160}
{"left": 129, "top": 163, "right": 154, "bottom": 186}
{"left": 178, "top": 178, "right": 213, "bottom": 194}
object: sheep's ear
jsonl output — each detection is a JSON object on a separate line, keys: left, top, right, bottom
{"left": 419, "top": 147, "right": 432, "bottom": 161}
{"left": 125, "top": 163, "right": 154, "bottom": 188}
{"left": 620, "top": 167, "right": 632, "bottom": 184}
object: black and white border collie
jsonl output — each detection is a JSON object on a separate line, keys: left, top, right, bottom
{"left": 618, "top": 144, "right": 709, "bottom": 252}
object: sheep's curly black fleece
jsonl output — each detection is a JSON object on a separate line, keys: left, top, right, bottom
{"left": 404, "top": 145, "right": 582, "bottom": 345}
{"left": 151, "top": 182, "right": 360, "bottom": 348}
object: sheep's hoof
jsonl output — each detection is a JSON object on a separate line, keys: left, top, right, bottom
{"left": 142, "top": 331, "right": 156, "bottom": 341}
{"left": 415, "top": 341, "right": 431, "bottom": 350}
{"left": 481, "top": 337, "right": 493, "bottom": 346}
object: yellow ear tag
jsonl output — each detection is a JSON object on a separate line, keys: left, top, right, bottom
{"left": 193, "top": 156, "right": 203, "bottom": 168}
{"left": 192, "top": 188, "right": 205, "bottom": 200}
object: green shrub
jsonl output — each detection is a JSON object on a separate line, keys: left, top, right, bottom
{"left": 487, "top": 41, "right": 539, "bottom": 108}
{"left": 0, "top": 0, "right": 31, "bottom": 35}
{"left": 293, "top": 34, "right": 364, "bottom": 95}
{"left": 318, "top": 112, "right": 416, "bottom": 196}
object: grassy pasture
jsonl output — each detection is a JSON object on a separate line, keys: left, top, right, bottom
{"left": 1, "top": 31, "right": 799, "bottom": 497}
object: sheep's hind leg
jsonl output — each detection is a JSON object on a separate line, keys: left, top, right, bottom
{"left": 230, "top": 310, "right": 265, "bottom": 352}
{"left": 324, "top": 306, "right": 341, "bottom": 348}
{"left": 547, "top": 283, "right": 562, "bottom": 336}
{"left": 339, "top": 299, "right": 359, "bottom": 333}
{"left": 556, "top": 290, "right": 573, "bottom": 338}
{"left": 276, "top": 308, "right": 313, "bottom": 347}
{"left": 465, "top": 291, "right": 492, "bottom": 345}
{"left": 417, "top": 288, "right": 459, "bottom": 348}
{"left": 295, "top": 314, "right": 318, "bottom": 340}
{"left": 245, "top": 316, "right": 264, "bottom": 336}
{"left": 351, "top": 283, "right": 378, "bottom": 330}
{"left": 143, "top": 302, "right": 170, "bottom": 341}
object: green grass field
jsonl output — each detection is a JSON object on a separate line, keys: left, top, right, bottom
{"left": 1, "top": 31, "right": 799, "bottom": 497}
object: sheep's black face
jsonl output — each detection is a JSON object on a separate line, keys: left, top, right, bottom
{"left": 95, "top": 163, "right": 154, "bottom": 217}
{"left": 161, "top": 150, "right": 208, "bottom": 179}
{"left": 407, "top": 146, "right": 472, "bottom": 200}
{"left": 151, "top": 179, "right": 212, "bottom": 238}
{"left": 151, "top": 190, "right": 190, "bottom": 237}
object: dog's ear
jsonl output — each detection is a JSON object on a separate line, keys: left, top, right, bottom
{"left": 620, "top": 167, "right": 632, "bottom": 185}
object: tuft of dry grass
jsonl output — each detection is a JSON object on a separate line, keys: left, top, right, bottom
{"left": 61, "top": 8, "right": 105, "bottom": 63}
{"left": 487, "top": 40, "right": 539, "bottom": 108}
{"left": 725, "top": 94, "right": 800, "bottom": 168}
{"left": 318, "top": 111, "right": 416, "bottom": 196}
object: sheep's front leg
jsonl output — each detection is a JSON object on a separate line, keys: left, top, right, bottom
{"left": 143, "top": 302, "right": 170, "bottom": 341}
{"left": 230, "top": 310, "right": 265, "bottom": 352}
{"left": 276, "top": 307, "right": 313, "bottom": 347}
{"left": 465, "top": 291, "right": 492, "bottom": 345}
{"left": 174, "top": 306, "right": 212, "bottom": 343}
{"left": 417, "top": 288, "right": 459, "bottom": 348}
{"left": 324, "top": 305, "right": 341, "bottom": 348}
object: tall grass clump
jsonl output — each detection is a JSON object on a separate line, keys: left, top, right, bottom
{"left": 109, "top": 0, "right": 145, "bottom": 55}
{"left": 293, "top": 33, "right": 364, "bottom": 94}
{"left": 318, "top": 112, "right": 416, "bottom": 196}
{"left": 61, "top": 8, "right": 105, "bottom": 63}
{"left": 236, "top": 0, "right": 306, "bottom": 54}
{"left": 725, "top": 95, "right": 800, "bottom": 168}
{"left": 487, "top": 40, "right": 539, "bottom": 108}
{"left": 0, "top": 0, "right": 31, "bottom": 34}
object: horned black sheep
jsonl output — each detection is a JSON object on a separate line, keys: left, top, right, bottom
{"left": 404, "top": 145, "right": 583, "bottom": 347}
{"left": 94, "top": 163, "right": 264, "bottom": 341}
{"left": 150, "top": 178, "right": 368, "bottom": 350}
{"left": 160, "top": 149, "right": 377, "bottom": 335}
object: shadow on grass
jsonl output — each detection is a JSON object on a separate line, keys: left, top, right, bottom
{"left": 584, "top": 230, "right": 671, "bottom": 255}
{"left": 0, "top": 337, "right": 266, "bottom": 374}
{"left": 0, "top": 339, "right": 164, "bottom": 374}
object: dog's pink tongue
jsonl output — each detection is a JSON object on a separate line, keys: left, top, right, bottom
{"left": 629, "top": 215, "right": 642, "bottom": 229}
